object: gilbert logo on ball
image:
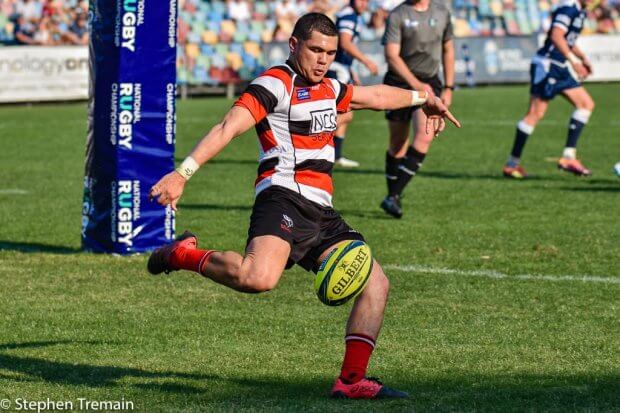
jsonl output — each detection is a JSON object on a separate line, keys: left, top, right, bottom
{"left": 315, "top": 240, "right": 373, "bottom": 306}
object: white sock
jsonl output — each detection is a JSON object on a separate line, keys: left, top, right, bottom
{"left": 563, "top": 147, "right": 577, "bottom": 160}
{"left": 572, "top": 109, "right": 592, "bottom": 124}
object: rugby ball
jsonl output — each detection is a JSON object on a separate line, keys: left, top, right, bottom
{"left": 614, "top": 162, "right": 620, "bottom": 177}
{"left": 314, "top": 240, "right": 373, "bottom": 306}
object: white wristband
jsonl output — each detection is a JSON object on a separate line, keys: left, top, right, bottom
{"left": 176, "top": 156, "right": 200, "bottom": 180}
{"left": 567, "top": 53, "right": 580, "bottom": 65}
{"left": 411, "top": 91, "right": 428, "bottom": 106}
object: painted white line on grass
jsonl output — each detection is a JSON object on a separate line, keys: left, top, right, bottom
{"left": 384, "top": 264, "right": 620, "bottom": 284}
{"left": 354, "top": 119, "right": 620, "bottom": 127}
{"left": 0, "top": 267, "right": 27, "bottom": 274}
{"left": 0, "top": 189, "right": 28, "bottom": 195}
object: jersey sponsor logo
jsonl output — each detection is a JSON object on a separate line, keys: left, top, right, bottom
{"left": 404, "top": 19, "right": 419, "bottom": 28}
{"left": 310, "top": 108, "right": 337, "bottom": 134}
{"left": 297, "top": 88, "right": 310, "bottom": 101}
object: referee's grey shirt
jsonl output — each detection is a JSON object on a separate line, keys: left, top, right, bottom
{"left": 382, "top": 0, "right": 453, "bottom": 82}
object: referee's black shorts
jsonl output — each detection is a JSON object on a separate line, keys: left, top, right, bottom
{"left": 247, "top": 186, "right": 365, "bottom": 272}
{"left": 384, "top": 73, "right": 443, "bottom": 123}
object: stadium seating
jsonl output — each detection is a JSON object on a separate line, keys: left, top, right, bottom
{"left": 1, "top": 0, "right": 618, "bottom": 84}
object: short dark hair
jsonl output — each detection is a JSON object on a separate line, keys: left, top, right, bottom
{"left": 291, "top": 13, "right": 338, "bottom": 41}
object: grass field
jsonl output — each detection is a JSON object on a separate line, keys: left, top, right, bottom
{"left": 0, "top": 84, "right": 619, "bottom": 412}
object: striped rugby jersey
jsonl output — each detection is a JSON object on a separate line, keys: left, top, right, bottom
{"left": 234, "top": 63, "right": 354, "bottom": 207}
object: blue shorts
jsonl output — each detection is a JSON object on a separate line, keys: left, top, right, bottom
{"left": 530, "top": 56, "right": 580, "bottom": 100}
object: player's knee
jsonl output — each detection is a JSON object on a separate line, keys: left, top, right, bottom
{"left": 377, "top": 270, "right": 390, "bottom": 295}
{"left": 414, "top": 131, "right": 433, "bottom": 146}
{"left": 527, "top": 109, "right": 545, "bottom": 123}
{"left": 239, "top": 268, "right": 279, "bottom": 293}
{"left": 252, "top": 277, "right": 279, "bottom": 293}
{"left": 368, "top": 266, "right": 390, "bottom": 298}
{"left": 583, "top": 98, "right": 595, "bottom": 112}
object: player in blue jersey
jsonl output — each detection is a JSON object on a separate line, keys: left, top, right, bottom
{"left": 326, "top": 0, "right": 379, "bottom": 167}
{"left": 503, "top": 0, "right": 596, "bottom": 178}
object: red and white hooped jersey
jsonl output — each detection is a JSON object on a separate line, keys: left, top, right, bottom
{"left": 234, "top": 63, "right": 353, "bottom": 207}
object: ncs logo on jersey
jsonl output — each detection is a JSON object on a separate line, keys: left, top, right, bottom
{"left": 310, "top": 108, "right": 337, "bottom": 134}
{"left": 297, "top": 88, "right": 310, "bottom": 100}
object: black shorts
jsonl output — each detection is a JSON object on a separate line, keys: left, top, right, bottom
{"left": 247, "top": 186, "right": 365, "bottom": 272}
{"left": 384, "top": 74, "right": 443, "bottom": 122}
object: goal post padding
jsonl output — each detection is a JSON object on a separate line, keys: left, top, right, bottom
{"left": 82, "top": 0, "right": 178, "bottom": 254}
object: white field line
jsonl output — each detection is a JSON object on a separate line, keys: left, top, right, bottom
{"left": 0, "top": 189, "right": 28, "bottom": 195}
{"left": 353, "top": 119, "right": 620, "bottom": 127}
{"left": 384, "top": 264, "right": 620, "bottom": 284}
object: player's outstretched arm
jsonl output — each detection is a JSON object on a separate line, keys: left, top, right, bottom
{"left": 349, "top": 84, "right": 461, "bottom": 135}
{"left": 149, "top": 106, "right": 256, "bottom": 210}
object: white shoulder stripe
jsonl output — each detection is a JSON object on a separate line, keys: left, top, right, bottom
{"left": 252, "top": 75, "right": 287, "bottom": 98}
{"left": 327, "top": 78, "right": 341, "bottom": 97}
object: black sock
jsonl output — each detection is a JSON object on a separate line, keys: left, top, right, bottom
{"left": 385, "top": 151, "right": 400, "bottom": 196}
{"left": 334, "top": 136, "right": 344, "bottom": 160}
{"left": 392, "top": 147, "right": 426, "bottom": 196}
{"left": 565, "top": 118, "right": 586, "bottom": 149}
{"left": 510, "top": 121, "right": 534, "bottom": 159}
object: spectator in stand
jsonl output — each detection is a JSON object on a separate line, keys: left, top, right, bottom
{"left": 294, "top": 0, "right": 309, "bottom": 16}
{"left": 273, "top": 22, "right": 292, "bottom": 41}
{"left": 227, "top": 0, "right": 252, "bottom": 22}
{"left": 370, "top": 0, "right": 403, "bottom": 36}
{"left": 67, "top": 10, "right": 88, "bottom": 45}
{"left": 15, "top": 0, "right": 41, "bottom": 22}
{"left": 42, "top": 0, "right": 60, "bottom": 17}
{"left": 275, "top": 0, "right": 299, "bottom": 23}
{"left": 13, "top": 14, "right": 39, "bottom": 45}
{"left": 33, "top": 14, "right": 53, "bottom": 44}
{"left": 1, "top": 1, "right": 15, "bottom": 18}
{"left": 307, "top": 0, "right": 339, "bottom": 17}
{"left": 593, "top": 0, "right": 616, "bottom": 32}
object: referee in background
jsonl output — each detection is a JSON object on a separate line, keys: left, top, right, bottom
{"left": 380, "top": 0, "right": 455, "bottom": 218}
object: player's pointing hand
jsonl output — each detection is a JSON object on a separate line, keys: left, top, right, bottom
{"left": 149, "top": 171, "right": 187, "bottom": 211}
{"left": 422, "top": 95, "right": 461, "bottom": 136}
